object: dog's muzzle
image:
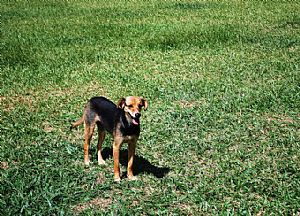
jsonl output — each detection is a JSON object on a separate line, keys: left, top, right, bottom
{"left": 131, "top": 113, "right": 141, "bottom": 125}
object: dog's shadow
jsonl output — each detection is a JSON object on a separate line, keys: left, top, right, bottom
{"left": 100, "top": 147, "right": 170, "bottom": 178}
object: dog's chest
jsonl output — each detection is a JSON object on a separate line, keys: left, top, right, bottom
{"left": 120, "top": 124, "right": 140, "bottom": 136}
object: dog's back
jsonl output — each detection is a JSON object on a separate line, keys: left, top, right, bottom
{"left": 71, "top": 97, "right": 117, "bottom": 133}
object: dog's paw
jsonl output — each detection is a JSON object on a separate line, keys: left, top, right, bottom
{"left": 98, "top": 160, "right": 106, "bottom": 165}
{"left": 114, "top": 177, "right": 121, "bottom": 182}
{"left": 128, "top": 176, "right": 138, "bottom": 181}
{"left": 84, "top": 160, "right": 90, "bottom": 166}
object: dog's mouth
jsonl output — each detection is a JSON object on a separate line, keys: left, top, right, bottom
{"left": 126, "top": 111, "right": 141, "bottom": 125}
{"left": 131, "top": 117, "right": 140, "bottom": 125}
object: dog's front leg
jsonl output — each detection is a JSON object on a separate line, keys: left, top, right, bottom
{"left": 113, "top": 137, "right": 123, "bottom": 182}
{"left": 127, "top": 138, "right": 137, "bottom": 181}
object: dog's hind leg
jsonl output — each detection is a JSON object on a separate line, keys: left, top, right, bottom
{"left": 97, "top": 126, "right": 106, "bottom": 165}
{"left": 83, "top": 122, "right": 95, "bottom": 166}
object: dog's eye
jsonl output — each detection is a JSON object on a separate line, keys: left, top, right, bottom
{"left": 127, "top": 105, "right": 133, "bottom": 108}
{"left": 138, "top": 104, "right": 143, "bottom": 108}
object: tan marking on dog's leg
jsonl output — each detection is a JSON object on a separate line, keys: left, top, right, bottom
{"left": 97, "top": 130, "right": 106, "bottom": 165}
{"left": 83, "top": 123, "right": 95, "bottom": 166}
{"left": 113, "top": 137, "right": 123, "bottom": 182}
{"left": 127, "top": 139, "right": 137, "bottom": 181}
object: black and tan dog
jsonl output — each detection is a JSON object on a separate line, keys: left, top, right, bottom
{"left": 71, "top": 96, "right": 148, "bottom": 181}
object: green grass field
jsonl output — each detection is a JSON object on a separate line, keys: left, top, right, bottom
{"left": 1, "top": 0, "right": 300, "bottom": 215}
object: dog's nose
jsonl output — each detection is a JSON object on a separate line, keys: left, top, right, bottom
{"left": 135, "top": 113, "right": 141, "bottom": 118}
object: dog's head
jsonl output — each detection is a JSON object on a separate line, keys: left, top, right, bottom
{"left": 117, "top": 96, "right": 148, "bottom": 125}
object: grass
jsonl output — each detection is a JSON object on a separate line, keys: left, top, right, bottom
{"left": 1, "top": 0, "right": 299, "bottom": 215}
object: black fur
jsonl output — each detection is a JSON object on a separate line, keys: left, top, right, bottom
{"left": 89, "top": 97, "right": 140, "bottom": 136}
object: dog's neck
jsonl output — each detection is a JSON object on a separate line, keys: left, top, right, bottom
{"left": 118, "top": 109, "right": 140, "bottom": 136}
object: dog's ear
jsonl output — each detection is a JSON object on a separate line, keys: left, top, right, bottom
{"left": 117, "top": 97, "right": 126, "bottom": 109}
{"left": 141, "top": 98, "right": 148, "bottom": 111}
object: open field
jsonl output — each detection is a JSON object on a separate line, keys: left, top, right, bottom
{"left": 1, "top": 0, "right": 300, "bottom": 215}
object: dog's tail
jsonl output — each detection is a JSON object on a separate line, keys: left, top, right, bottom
{"left": 70, "top": 117, "right": 84, "bottom": 130}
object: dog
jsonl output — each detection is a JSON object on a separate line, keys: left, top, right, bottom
{"left": 71, "top": 96, "right": 148, "bottom": 182}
